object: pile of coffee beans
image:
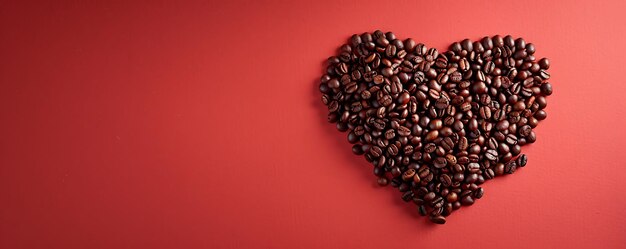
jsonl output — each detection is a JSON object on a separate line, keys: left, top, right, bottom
{"left": 319, "top": 31, "right": 552, "bottom": 224}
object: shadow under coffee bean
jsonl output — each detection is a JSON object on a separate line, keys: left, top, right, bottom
{"left": 319, "top": 30, "right": 552, "bottom": 224}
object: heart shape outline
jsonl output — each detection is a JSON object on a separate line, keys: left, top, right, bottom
{"left": 318, "top": 31, "right": 552, "bottom": 224}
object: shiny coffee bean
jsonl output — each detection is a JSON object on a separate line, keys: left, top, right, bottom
{"left": 430, "top": 215, "right": 446, "bottom": 224}
{"left": 517, "top": 154, "right": 528, "bottom": 167}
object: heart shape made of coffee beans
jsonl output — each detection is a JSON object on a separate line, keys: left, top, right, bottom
{"left": 318, "top": 31, "right": 553, "bottom": 224}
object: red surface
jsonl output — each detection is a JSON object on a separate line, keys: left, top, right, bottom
{"left": 1, "top": 0, "right": 626, "bottom": 248}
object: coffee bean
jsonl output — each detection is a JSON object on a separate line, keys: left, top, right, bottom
{"left": 465, "top": 173, "right": 478, "bottom": 184}
{"left": 397, "top": 126, "right": 411, "bottom": 137}
{"left": 517, "top": 154, "right": 528, "bottom": 167}
{"left": 423, "top": 192, "right": 436, "bottom": 203}
{"left": 424, "top": 143, "right": 436, "bottom": 153}
{"left": 541, "top": 82, "right": 553, "bottom": 96}
{"left": 400, "top": 191, "right": 413, "bottom": 202}
{"left": 458, "top": 137, "right": 468, "bottom": 150}
{"left": 435, "top": 97, "right": 449, "bottom": 109}
{"left": 433, "top": 157, "right": 447, "bottom": 169}
{"left": 496, "top": 120, "right": 510, "bottom": 131}
{"left": 446, "top": 192, "right": 458, "bottom": 203}
{"left": 461, "top": 195, "right": 475, "bottom": 206}
{"left": 474, "top": 187, "right": 484, "bottom": 199}
{"left": 429, "top": 119, "right": 443, "bottom": 130}
{"left": 396, "top": 91, "right": 410, "bottom": 104}
{"left": 370, "top": 146, "right": 382, "bottom": 158}
{"left": 494, "top": 163, "right": 505, "bottom": 176}
{"left": 485, "top": 149, "right": 499, "bottom": 161}
{"left": 445, "top": 154, "right": 457, "bottom": 165}
{"left": 466, "top": 163, "right": 479, "bottom": 173}
{"left": 505, "top": 161, "right": 517, "bottom": 174}
{"left": 431, "top": 196, "right": 444, "bottom": 208}
{"left": 425, "top": 130, "right": 439, "bottom": 142}
{"left": 479, "top": 106, "right": 492, "bottom": 119}
{"left": 351, "top": 144, "right": 363, "bottom": 155}
{"left": 484, "top": 168, "right": 495, "bottom": 179}
{"left": 519, "top": 125, "right": 532, "bottom": 137}
{"left": 384, "top": 129, "right": 396, "bottom": 140}
{"left": 461, "top": 39, "right": 473, "bottom": 51}
{"left": 539, "top": 58, "right": 550, "bottom": 69}
{"left": 441, "top": 137, "right": 454, "bottom": 151}
{"left": 440, "top": 174, "right": 453, "bottom": 187}
{"left": 539, "top": 69, "right": 550, "bottom": 80}
{"left": 377, "top": 177, "right": 389, "bottom": 186}
{"left": 388, "top": 144, "right": 399, "bottom": 156}
{"left": 505, "top": 134, "right": 518, "bottom": 145}
{"left": 402, "top": 168, "right": 416, "bottom": 181}
{"left": 430, "top": 215, "right": 446, "bottom": 224}
{"left": 456, "top": 101, "right": 470, "bottom": 112}
{"left": 535, "top": 110, "right": 547, "bottom": 120}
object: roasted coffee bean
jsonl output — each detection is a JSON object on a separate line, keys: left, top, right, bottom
{"left": 433, "top": 157, "right": 448, "bottom": 169}
{"left": 453, "top": 172, "right": 465, "bottom": 182}
{"left": 485, "top": 150, "right": 498, "bottom": 161}
{"left": 496, "top": 120, "right": 510, "bottom": 131}
{"left": 461, "top": 195, "right": 474, "bottom": 206}
{"left": 446, "top": 192, "right": 458, "bottom": 203}
{"left": 402, "top": 191, "right": 414, "bottom": 202}
{"left": 458, "top": 137, "right": 469, "bottom": 150}
{"left": 535, "top": 110, "right": 547, "bottom": 120}
{"left": 435, "top": 97, "right": 449, "bottom": 109}
{"left": 373, "top": 119, "right": 386, "bottom": 130}
{"left": 465, "top": 173, "right": 478, "bottom": 184}
{"left": 351, "top": 144, "right": 364, "bottom": 155}
{"left": 425, "top": 130, "right": 439, "bottom": 142}
{"left": 430, "top": 215, "right": 446, "bottom": 224}
{"left": 388, "top": 144, "right": 399, "bottom": 156}
{"left": 388, "top": 166, "right": 401, "bottom": 177}
{"left": 484, "top": 168, "right": 495, "bottom": 180}
{"left": 517, "top": 154, "right": 528, "bottom": 167}
{"left": 440, "top": 174, "right": 453, "bottom": 187}
{"left": 505, "top": 134, "right": 518, "bottom": 145}
{"left": 429, "top": 119, "right": 443, "bottom": 130}
{"left": 377, "top": 177, "right": 389, "bottom": 186}
{"left": 460, "top": 102, "right": 472, "bottom": 112}
{"left": 398, "top": 183, "right": 410, "bottom": 192}
{"left": 505, "top": 161, "right": 517, "bottom": 174}
{"left": 467, "top": 163, "right": 480, "bottom": 173}
{"left": 423, "top": 192, "right": 436, "bottom": 203}
{"left": 424, "top": 143, "right": 436, "bottom": 153}
{"left": 474, "top": 187, "right": 484, "bottom": 199}
{"left": 384, "top": 129, "right": 396, "bottom": 140}
{"left": 402, "top": 168, "right": 416, "bottom": 181}
{"left": 397, "top": 126, "right": 411, "bottom": 136}
{"left": 445, "top": 154, "right": 457, "bottom": 165}
{"left": 519, "top": 125, "right": 532, "bottom": 137}
{"left": 479, "top": 106, "right": 492, "bottom": 119}
{"left": 430, "top": 206, "right": 443, "bottom": 217}
{"left": 494, "top": 163, "right": 505, "bottom": 175}
{"left": 441, "top": 137, "right": 454, "bottom": 151}
{"left": 431, "top": 196, "right": 444, "bottom": 208}
{"left": 541, "top": 83, "right": 553, "bottom": 96}
{"left": 397, "top": 91, "right": 411, "bottom": 104}
{"left": 369, "top": 146, "right": 382, "bottom": 158}
{"left": 321, "top": 32, "right": 552, "bottom": 224}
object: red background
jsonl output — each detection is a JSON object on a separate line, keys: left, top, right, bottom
{"left": 2, "top": 0, "right": 626, "bottom": 248}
